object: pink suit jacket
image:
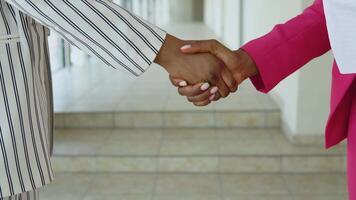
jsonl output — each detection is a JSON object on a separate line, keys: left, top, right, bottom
{"left": 241, "top": 0, "right": 355, "bottom": 148}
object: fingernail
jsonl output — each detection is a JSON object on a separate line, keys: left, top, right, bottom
{"left": 209, "top": 94, "right": 215, "bottom": 101}
{"left": 181, "top": 44, "right": 192, "bottom": 50}
{"left": 200, "top": 82, "right": 210, "bottom": 91}
{"left": 210, "top": 86, "right": 219, "bottom": 94}
{"left": 179, "top": 81, "right": 188, "bottom": 87}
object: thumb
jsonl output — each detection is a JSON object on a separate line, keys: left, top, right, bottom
{"left": 180, "top": 40, "right": 239, "bottom": 73}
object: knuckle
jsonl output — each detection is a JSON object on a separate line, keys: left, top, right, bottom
{"left": 187, "top": 96, "right": 195, "bottom": 102}
{"left": 209, "top": 73, "right": 218, "bottom": 82}
{"left": 178, "top": 89, "right": 184, "bottom": 96}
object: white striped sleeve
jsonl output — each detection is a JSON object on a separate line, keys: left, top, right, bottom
{"left": 5, "top": 0, "right": 167, "bottom": 76}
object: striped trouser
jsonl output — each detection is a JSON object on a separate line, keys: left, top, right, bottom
{"left": 1, "top": 190, "right": 38, "bottom": 200}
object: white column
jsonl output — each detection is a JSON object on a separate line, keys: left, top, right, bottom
{"left": 155, "top": 0, "right": 170, "bottom": 26}
{"left": 221, "top": 0, "right": 241, "bottom": 49}
{"left": 168, "top": 0, "right": 194, "bottom": 23}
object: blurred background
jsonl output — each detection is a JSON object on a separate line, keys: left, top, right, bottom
{"left": 45, "top": 0, "right": 347, "bottom": 200}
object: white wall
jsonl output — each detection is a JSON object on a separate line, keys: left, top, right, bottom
{"left": 168, "top": 0, "right": 195, "bottom": 23}
{"left": 222, "top": 0, "right": 241, "bottom": 49}
{"left": 204, "top": 0, "right": 241, "bottom": 49}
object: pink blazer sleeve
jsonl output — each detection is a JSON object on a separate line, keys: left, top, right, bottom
{"left": 241, "top": 0, "right": 331, "bottom": 93}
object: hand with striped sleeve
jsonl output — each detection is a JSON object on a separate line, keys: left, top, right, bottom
{"left": 154, "top": 34, "right": 238, "bottom": 100}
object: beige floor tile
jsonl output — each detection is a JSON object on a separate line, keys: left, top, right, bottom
{"left": 160, "top": 138, "right": 218, "bottom": 156}
{"left": 63, "top": 113, "right": 114, "bottom": 128}
{"left": 114, "top": 112, "right": 163, "bottom": 128}
{"left": 265, "top": 111, "right": 281, "bottom": 127}
{"left": 83, "top": 194, "right": 152, "bottom": 200}
{"left": 109, "top": 129, "right": 162, "bottom": 140}
{"left": 54, "top": 129, "right": 112, "bottom": 156}
{"left": 87, "top": 174, "right": 156, "bottom": 195}
{"left": 217, "top": 130, "right": 279, "bottom": 156}
{"left": 162, "top": 129, "right": 216, "bottom": 140}
{"left": 158, "top": 157, "right": 219, "bottom": 172}
{"left": 216, "top": 129, "right": 272, "bottom": 140}
{"left": 283, "top": 174, "right": 347, "bottom": 195}
{"left": 293, "top": 194, "right": 349, "bottom": 200}
{"left": 221, "top": 174, "right": 289, "bottom": 195}
{"left": 44, "top": 173, "right": 93, "bottom": 194}
{"left": 96, "top": 129, "right": 162, "bottom": 156}
{"left": 154, "top": 194, "right": 222, "bottom": 200}
{"left": 218, "top": 138, "right": 281, "bottom": 156}
{"left": 219, "top": 157, "right": 281, "bottom": 173}
{"left": 270, "top": 130, "right": 343, "bottom": 155}
{"left": 97, "top": 138, "right": 161, "bottom": 156}
{"left": 223, "top": 194, "right": 293, "bottom": 200}
{"left": 155, "top": 174, "right": 221, "bottom": 195}
{"left": 52, "top": 156, "right": 97, "bottom": 172}
{"left": 215, "top": 112, "right": 265, "bottom": 128}
{"left": 96, "top": 157, "right": 157, "bottom": 172}
{"left": 40, "top": 192, "right": 83, "bottom": 200}
{"left": 54, "top": 114, "right": 65, "bottom": 128}
{"left": 281, "top": 156, "right": 343, "bottom": 173}
{"left": 164, "top": 112, "right": 215, "bottom": 128}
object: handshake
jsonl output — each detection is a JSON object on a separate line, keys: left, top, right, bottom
{"left": 154, "top": 34, "right": 259, "bottom": 106}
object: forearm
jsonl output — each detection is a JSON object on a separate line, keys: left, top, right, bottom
{"left": 241, "top": 0, "right": 330, "bottom": 93}
{"left": 6, "top": 0, "right": 166, "bottom": 76}
{"left": 233, "top": 49, "right": 259, "bottom": 85}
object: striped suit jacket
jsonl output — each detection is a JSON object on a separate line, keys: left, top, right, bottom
{"left": 0, "top": 0, "right": 166, "bottom": 198}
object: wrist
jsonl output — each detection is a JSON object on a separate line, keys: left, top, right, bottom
{"left": 234, "top": 49, "right": 259, "bottom": 83}
{"left": 154, "top": 34, "right": 184, "bottom": 71}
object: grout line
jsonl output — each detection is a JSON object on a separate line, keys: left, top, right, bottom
{"left": 53, "top": 171, "right": 347, "bottom": 176}
{"left": 151, "top": 127, "right": 165, "bottom": 200}
{"left": 53, "top": 154, "right": 346, "bottom": 158}
{"left": 280, "top": 173, "right": 294, "bottom": 199}
{"left": 78, "top": 172, "right": 96, "bottom": 200}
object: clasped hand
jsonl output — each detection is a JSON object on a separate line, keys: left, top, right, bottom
{"left": 154, "top": 34, "right": 258, "bottom": 106}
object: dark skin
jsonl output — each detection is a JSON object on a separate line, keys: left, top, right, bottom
{"left": 154, "top": 34, "right": 238, "bottom": 99}
{"left": 170, "top": 39, "right": 259, "bottom": 106}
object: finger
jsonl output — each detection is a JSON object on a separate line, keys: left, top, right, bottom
{"left": 187, "top": 87, "right": 218, "bottom": 102}
{"left": 212, "top": 75, "right": 230, "bottom": 98}
{"left": 193, "top": 100, "right": 211, "bottom": 107}
{"left": 170, "top": 76, "right": 188, "bottom": 87}
{"left": 221, "top": 68, "right": 238, "bottom": 92}
{"left": 211, "top": 92, "right": 221, "bottom": 102}
{"left": 178, "top": 82, "right": 211, "bottom": 97}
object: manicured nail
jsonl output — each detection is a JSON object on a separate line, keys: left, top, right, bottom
{"left": 209, "top": 94, "right": 215, "bottom": 101}
{"left": 210, "top": 86, "right": 219, "bottom": 94}
{"left": 200, "top": 82, "right": 210, "bottom": 91}
{"left": 181, "top": 44, "right": 192, "bottom": 51}
{"left": 179, "top": 81, "right": 188, "bottom": 87}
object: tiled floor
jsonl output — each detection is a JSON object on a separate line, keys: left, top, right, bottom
{"left": 40, "top": 172, "right": 348, "bottom": 200}
{"left": 53, "top": 23, "right": 278, "bottom": 113}
{"left": 52, "top": 128, "right": 346, "bottom": 174}
{"left": 54, "top": 128, "right": 345, "bottom": 157}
